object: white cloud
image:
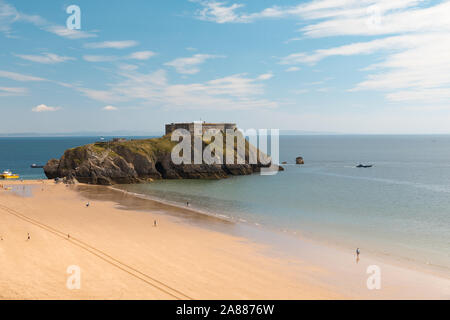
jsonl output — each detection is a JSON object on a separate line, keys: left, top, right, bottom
{"left": 119, "top": 64, "right": 138, "bottom": 71}
{"left": 191, "top": 0, "right": 247, "bottom": 23}
{"left": 284, "top": 37, "right": 302, "bottom": 44}
{"left": 15, "top": 53, "right": 75, "bottom": 64}
{"left": 270, "top": 0, "right": 450, "bottom": 105}
{"left": 257, "top": 73, "right": 273, "bottom": 80}
{"left": 84, "top": 40, "right": 139, "bottom": 49}
{"left": 102, "top": 105, "right": 118, "bottom": 111}
{"left": 32, "top": 104, "right": 60, "bottom": 112}
{"left": 297, "top": 0, "right": 448, "bottom": 38}
{"left": 83, "top": 55, "right": 117, "bottom": 62}
{"left": 164, "top": 54, "right": 224, "bottom": 74}
{"left": 292, "top": 88, "right": 309, "bottom": 94}
{"left": 190, "top": 0, "right": 428, "bottom": 27}
{"left": 76, "top": 68, "right": 277, "bottom": 110}
{"left": 0, "top": 1, "right": 18, "bottom": 36}
{"left": 280, "top": 35, "right": 413, "bottom": 65}
{"left": 0, "top": 70, "right": 46, "bottom": 81}
{"left": 83, "top": 51, "right": 156, "bottom": 63}
{"left": 190, "top": 0, "right": 450, "bottom": 103}
{"left": 281, "top": 32, "right": 450, "bottom": 103}
{"left": 44, "top": 25, "right": 96, "bottom": 39}
{"left": 77, "top": 88, "right": 127, "bottom": 103}
{"left": 128, "top": 51, "right": 156, "bottom": 60}
{"left": 0, "top": 1, "right": 96, "bottom": 39}
{"left": 286, "top": 67, "right": 300, "bottom": 72}
{"left": 0, "top": 86, "right": 28, "bottom": 96}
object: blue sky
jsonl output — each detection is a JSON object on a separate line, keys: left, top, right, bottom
{"left": 1, "top": 0, "right": 450, "bottom": 134}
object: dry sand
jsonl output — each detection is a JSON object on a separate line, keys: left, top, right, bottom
{"left": 0, "top": 181, "right": 341, "bottom": 300}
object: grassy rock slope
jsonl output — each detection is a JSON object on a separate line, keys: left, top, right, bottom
{"left": 44, "top": 134, "right": 282, "bottom": 185}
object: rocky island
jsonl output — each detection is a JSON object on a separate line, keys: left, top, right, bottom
{"left": 44, "top": 126, "right": 283, "bottom": 185}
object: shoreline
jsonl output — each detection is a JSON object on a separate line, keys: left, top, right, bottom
{"left": 110, "top": 183, "right": 450, "bottom": 280}
{"left": 1, "top": 180, "right": 449, "bottom": 299}
{"left": 0, "top": 180, "right": 343, "bottom": 299}
{"left": 84, "top": 186, "right": 450, "bottom": 299}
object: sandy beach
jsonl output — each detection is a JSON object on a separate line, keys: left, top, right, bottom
{"left": 0, "top": 180, "right": 449, "bottom": 300}
{"left": 0, "top": 180, "right": 341, "bottom": 300}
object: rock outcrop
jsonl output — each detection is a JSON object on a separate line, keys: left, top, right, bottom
{"left": 44, "top": 134, "right": 283, "bottom": 185}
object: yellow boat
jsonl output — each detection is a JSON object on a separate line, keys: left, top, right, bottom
{"left": 0, "top": 170, "right": 20, "bottom": 179}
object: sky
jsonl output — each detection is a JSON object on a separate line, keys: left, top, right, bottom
{"left": 1, "top": 0, "right": 450, "bottom": 134}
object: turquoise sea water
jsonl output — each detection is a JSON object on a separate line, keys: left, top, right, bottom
{"left": 1, "top": 135, "right": 449, "bottom": 272}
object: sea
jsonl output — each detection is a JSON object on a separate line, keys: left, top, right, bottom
{"left": 1, "top": 135, "right": 449, "bottom": 273}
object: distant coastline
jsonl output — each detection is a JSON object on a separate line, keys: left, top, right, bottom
{"left": 4, "top": 132, "right": 450, "bottom": 137}
{"left": 0, "top": 132, "right": 163, "bottom": 138}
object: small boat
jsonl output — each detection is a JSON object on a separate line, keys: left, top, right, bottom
{"left": 356, "top": 164, "right": 373, "bottom": 168}
{"left": 31, "top": 164, "right": 44, "bottom": 168}
{"left": 0, "top": 170, "right": 20, "bottom": 179}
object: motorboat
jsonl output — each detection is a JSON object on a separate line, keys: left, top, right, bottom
{"left": 0, "top": 170, "right": 20, "bottom": 179}
{"left": 356, "top": 164, "right": 373, "bottom": 168}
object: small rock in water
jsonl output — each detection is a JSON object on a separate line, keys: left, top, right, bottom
{"left": 296, "top": 157, "right": 304, "bottom": 165}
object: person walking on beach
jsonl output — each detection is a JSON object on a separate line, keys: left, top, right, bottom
{"left": 356, "top": 248, "right": 360, "bottom": 263}
{"left": 27, "top": 233, "right": 30, "bottom": 241}
{"left": 154, "top": 220, "right": 157, "bottom": 227}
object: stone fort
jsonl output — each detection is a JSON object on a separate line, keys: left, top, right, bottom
{"left": 165, "top": 122, "right": 237, "bottom": 136}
